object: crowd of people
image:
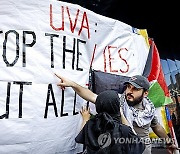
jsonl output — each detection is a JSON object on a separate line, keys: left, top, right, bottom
{"left": 55, "top": 73, "right": 179, "bottom": 154}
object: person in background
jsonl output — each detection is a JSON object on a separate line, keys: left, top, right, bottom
{"left": 171, "top": 111, "right": 177, "bottom": 127}
{"left": 75, "top": 90, "right": 145, "bottom": 154}
{"left": 55, "top": 73, "right": 178, "bottom": 154}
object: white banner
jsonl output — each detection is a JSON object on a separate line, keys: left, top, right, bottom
{"left": 0, "top": 0, "right": 149, "bottom": 153}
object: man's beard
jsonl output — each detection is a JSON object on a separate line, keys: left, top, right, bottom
{"left": 125, "top": 93, "right": 144, "bottom": 107}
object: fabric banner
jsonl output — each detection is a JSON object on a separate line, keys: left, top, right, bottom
{"left": 0, "top": 0, "right": 149, "bottom": 153}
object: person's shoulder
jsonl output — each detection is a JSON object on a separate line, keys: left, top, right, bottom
{"left": 119, "top": 123, "right": 132, "bottom": 131}
{"left": 143, "top": 97, "right": 155, "bottom": 107}
{"left": 118, "top": 93, "right": 123, "bottom": 97}
{"left": 143, "top": 96, "right": 151, "bottom": 101}
{"left": 118, "top": 93, "right": 125, "bottom": 100}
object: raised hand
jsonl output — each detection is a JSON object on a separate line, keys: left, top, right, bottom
{"left": 80, "top": 106, "right": 91, "bottom": 122}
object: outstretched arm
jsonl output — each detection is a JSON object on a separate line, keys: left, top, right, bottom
{"left": 152, "top": 123, "right": 179, "bottom": 154}
{"left": 55, "top": 73, "right": 97, "bottom": 103}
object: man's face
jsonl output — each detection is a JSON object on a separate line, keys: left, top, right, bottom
{"left": 125, "top": 84, "right": 147, "bottom": 106}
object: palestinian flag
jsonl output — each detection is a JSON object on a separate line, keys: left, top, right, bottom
{"left": 142, "top": 37, "right": 173, "bottom": 138}
{"left": 143, "top": 38, "right": 173, "bottom": 108}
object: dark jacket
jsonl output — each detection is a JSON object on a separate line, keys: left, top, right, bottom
{"left": 75, "top": 90, "right": 145, "bottom": 154}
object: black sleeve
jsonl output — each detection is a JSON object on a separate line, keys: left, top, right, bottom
{"left": 75, "top": 124, "right": 86, "bottom": 144}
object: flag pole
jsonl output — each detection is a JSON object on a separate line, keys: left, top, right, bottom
{"left": 165, "top": 106, "right": 179, "bottom": 154}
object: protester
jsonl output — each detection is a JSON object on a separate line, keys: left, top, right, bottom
{"left": 75, "top": 90, "right": 145, "bottom": 154}
{"left": 171, "top": 111, "right": 177, "bottom": 127}
{"left": 55, "top": 73, "right": 178, "bottom": 154}
{"left": 119, "top": 75, "right": 177, "bottom": 154}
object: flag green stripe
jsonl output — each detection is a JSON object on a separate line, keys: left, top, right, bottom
{"left": 148, "top": 82, "right": 172, "bottom": 108}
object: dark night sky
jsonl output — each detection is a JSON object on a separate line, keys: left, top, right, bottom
{"left": 63, "top": 0, "right": 180, "bottom": 59}
{"left": 108, "top": 1, "right": 180, "bottom": 59}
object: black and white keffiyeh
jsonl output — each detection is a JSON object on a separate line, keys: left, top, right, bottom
{"left": 119, "top": 93, "right": 156, "bottom": 127}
